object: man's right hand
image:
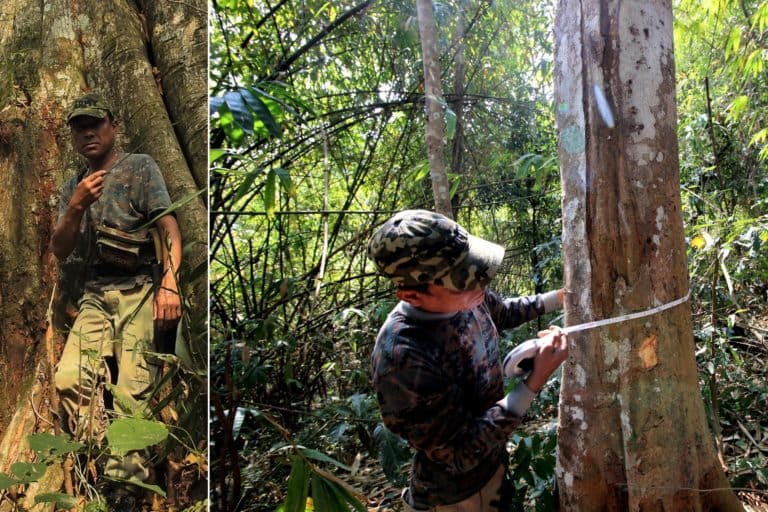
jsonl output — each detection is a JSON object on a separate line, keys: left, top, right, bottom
{"left": 525, "top": 326, "right": 569, "bottom": 392}
{"left": 68, "top": 170, "right": 106, "bottom": 210}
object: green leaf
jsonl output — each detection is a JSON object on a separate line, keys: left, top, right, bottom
{"left": 243, "top": 87, "right": 282, "bottom": 138}
{"left": 209, "top": 148, "right": 227, "bottom": 164}
{"left": 0, "top": 472, "right": 21, "bottom": 490}
{"left": 311, "top": 474, "right": 343, "bottom": 511}
{"left": 284, "top": 457, "right": 310, "bottom": 512}
{"left": 725, "top": 26, "right": 741, "bottom": 58}
{"left": 445, "top": 107, "right": 457, "bottom": 139}
{"left": 11, "top": 462, "right": 47, "bottom": 483}
{"left": 449, "top": 176, "right": 461, "bottom": 199}
{"left": 264, "top": 168, "right": 277, "bottom": 219}
{"left": 326, "top": 479, "right": 366, "bottom": 512}
{"left": 275, "top": 167, "right": 297, "bottom": 199}
{"left": 28, "top": 433, "right": 84, "bottom": 460}
{"left": 727, "top": 95, "right": 749, "bottom": 123}
{"left": 35, "top": 492, "right": 78, "bottom": 508}
{"left": 408, "top": 161, "right": 430, "bottom": 183}
{"left": 373, "top": 423, "right": 409, "bottom": 487}
{"left": 234, "top": 167, "right": 265, "bottom": 203}
{"left": 136, "top": 188, "right": 207, "bottom": 231}
{"left": 216, "top": 102, "right": 246, "bottom": 145}
{"left": 299, "top": 448, "right": 351, "bottom": 472}
{"left": 106, "top": 418, "right": 168, "bottom": 455}
{"left": 223, "top": 90, "right": 255, "bottom": 134}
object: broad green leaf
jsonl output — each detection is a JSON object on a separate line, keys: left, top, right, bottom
{"left": 749, "top": 127, "right": 768, "bottom": 146}
{"left": 0, "top": 472, "right": 20, "bottom": 490}
{"left": 284, "top": 457, "right": 310, "bottom": 512}
{"left": 216, "top": 102, "right": 245, "bottom": 144}
{"left": 264, "top": 168, "right": 277, "bottom": 219}
{"left": 209, "top": 148, "right": 227, "bottom": 164}
{"left": 234, "top": 167, "right": 265, "bottom": 203}
{"left": 107, "top": 418, "right": 168, "bottom": 455}
{"left": 326, "top": 479, "right": 366, "bottom": 512}
{"left": 35, "top": 492, "right": 78, "bottom": 508}
{"left": 727, "top": 95, "right": 749, "bottom": 123}
{"left": 725, "top": 26, "right": 741, "bottom": 58}
{"left": 373, "top": 423, "right": 409, "bottom": 487}
{"left": 223, "top": 90, "right": 254, "bottom": 134}
{"left": 299, "top": 448, "right": 351, "bottom": 472}
{"left": 28, "top": 433, "right": 83, "bottom": 459}
{"left": 11, "top": 462, "right": 47, "bottom": 483}
{"left": 409, "top": 161, "right": 430, "bottom": 183}
{"left": 243, "top": 87, "right": 282, "bottom": 138}
{"left": 311, "top": 474, "right": 342, "bottom": 511}
{"left": 275, "top": 168, "right": 297, "bottom": 199}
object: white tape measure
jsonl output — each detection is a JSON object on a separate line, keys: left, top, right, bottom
{"left": 503, "top": 291, "right": 691, "bottom": 377}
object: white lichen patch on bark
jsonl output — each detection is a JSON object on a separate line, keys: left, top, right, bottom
{"left": 602, "top": 333, "right": 619, "bottom": 366}
{"left": 620, "top": 3, "right": 668, "bottom": 146}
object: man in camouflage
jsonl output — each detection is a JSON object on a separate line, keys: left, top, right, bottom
{"left": 368, "top": 209, "right": 568, "bottom": 511}
{"left": 51, "top": 93, "right": 182, "bottom": 506}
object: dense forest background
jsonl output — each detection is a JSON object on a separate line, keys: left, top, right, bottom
{"left": 209, "top": 0, "right": 768, "bottom": 510}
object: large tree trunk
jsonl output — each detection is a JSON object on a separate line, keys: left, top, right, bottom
{"left": 416, "top": 0, "right": 453, "bottom": 218}
{"left": 0, "top": 0, "right": 206, "bottom": 506}
{"left": 553, "top": 1, "right": 743, "bottom": 510}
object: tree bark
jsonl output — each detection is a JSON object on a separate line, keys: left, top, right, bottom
{"left": 135, "top": 0, "right": 208, "bottom": 191}
{"left": 554, "top": 1, "right": 743, "bottom": 510}
{"left": 450, "top": 1, "right": 467, "bottom": 220}
{"left": 416, "top": 0, "right": 453, "bottom": 218}
{"left": 0, "top": 0, "right": 206, "bottom": 504}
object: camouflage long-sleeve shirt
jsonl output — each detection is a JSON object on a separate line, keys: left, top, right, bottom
{"left": 372, "top": 290, "right": 558, "bottom": 507}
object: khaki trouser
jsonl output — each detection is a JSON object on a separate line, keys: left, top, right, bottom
{"left": 54, "top": 282, "right": 157, "bottom": 483}
{"left": 402, "top": 464, "right": 506, "bottom": 512}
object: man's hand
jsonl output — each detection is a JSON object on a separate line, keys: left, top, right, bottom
{"left": 153, "top": 276, "right": 181, "bottom": 331}
{"left": 525, "top": 326, "right": 569, "bottom": 392}
{"left": 68, "top": 170, "right": 106, "bottom": 210}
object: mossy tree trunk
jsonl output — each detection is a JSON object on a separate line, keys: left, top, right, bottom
{"left": 553, "top": 1, "right": 743, "bottom": 510}
{"left": 0, "top": 0, "right": 206, "bottom": 505}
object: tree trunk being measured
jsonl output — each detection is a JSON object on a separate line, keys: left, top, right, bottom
{"left": 554, "top": 1, "right": 743, "bottom": 510}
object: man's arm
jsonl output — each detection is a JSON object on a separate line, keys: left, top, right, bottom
{"left": 485, "top": 289, "right": 563, "bottom": 331}
{"left": 51, "top": 170, "right": 106, "bottom": 259}
{"left": 153, "top": 214, "right": 183, "bottom": 330}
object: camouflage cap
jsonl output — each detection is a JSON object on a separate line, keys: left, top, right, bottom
{"left": 66, "top": 93, "right": 112, "bottom": 122}
{"left": 367, "top": 209, "right": 505, "bottom": 291}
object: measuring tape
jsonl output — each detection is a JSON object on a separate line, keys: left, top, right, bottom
{"left": 503, "top": 291, "right": 691, "bottom": 377}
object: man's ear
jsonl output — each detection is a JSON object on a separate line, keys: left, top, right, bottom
{"left": 396, "top": 289, "right": 425, "bottom": 308}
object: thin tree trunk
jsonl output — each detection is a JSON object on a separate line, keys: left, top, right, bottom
{"left": 554, "top": 0, "right": 743, "bottom": 510}
{"left": 450, "top": 1, "right": 467, "bottom": 220}
{"left": 416, "top": 0, "right": 453, "bottom": 218}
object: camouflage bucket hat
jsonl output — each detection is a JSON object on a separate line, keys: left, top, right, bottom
{"left": 367, "top": 209, "right": 505, "bottom": 291}
{"left": 66, "top": 93, "right": 112, "bottom": 122}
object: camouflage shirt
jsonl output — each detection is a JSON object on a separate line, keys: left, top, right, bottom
{"left": 57, "top": 153, "right": 172, "bottom": 291}
{"left": 372, "top": 290, "right": 555, "bottom": 507}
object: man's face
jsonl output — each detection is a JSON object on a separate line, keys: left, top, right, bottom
{"left": 69, "top": 115, "right": 116, "bottom": 160}
{"left": 397, "top": 283, "right": 486, "bottom": 313}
